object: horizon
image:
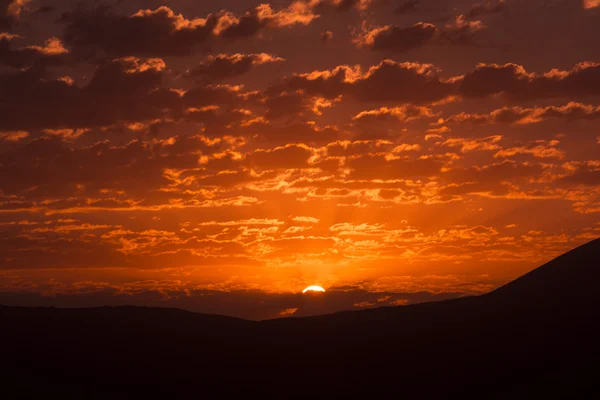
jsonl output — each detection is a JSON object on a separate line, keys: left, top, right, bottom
{"left": 1, "top": 0, "right": 600, "bottom": 320}
{"left": 1, "top": 238, "right": 597, "bottom": 320}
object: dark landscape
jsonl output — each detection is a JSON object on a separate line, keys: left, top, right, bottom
{"left": 2, "top": 238, "right": 599, "bottom": 399}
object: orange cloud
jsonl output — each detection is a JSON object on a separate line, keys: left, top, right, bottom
{"left": 441, "top": 102, "right": 600, "bottom": 125}
{"left": 441, "top": 136, "right": 502, "bottom": 153}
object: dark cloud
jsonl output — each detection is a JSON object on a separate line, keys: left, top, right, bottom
{"left": 238, "top": 121, "right": 341, "bottom": 147}
{"left": 0, "top": 131, "right": 240, "bottom": 199}
{"left": 321, "top": 30, "right": 333, "bottom": 43}
{"left": 61, "top": 6, "right": 219, "bottom": 57}
{"left": 443, "top": 102, "right": 600, "bottom": 125}
{"left": 359, "top": 22, "right": 438, "bottom": 52}
{"left": 61, "top": 4, "right": 317, "bottom": 58}
{"left": 31, "top": 5, "right": 55, "bottom": 15}
{"left": 357, "top": 18, "right": 486, "bottom": 52}
{"left": 441, "top": 161, "right": 547, "bottom": 194}
{"left": 311, "top": 0, "right": 362, "bottom": 13}
{"left": 352, "top": 104, "right": 434, "bottom": 123}
{"left": 0, "top": 56, "right": 256, "bottom": 130}
{"left": 264, "top": 90, "right": 311, "bottom": 119}
{"left": 0, "top": 0, "right": 22, "bottom": 30}
{"left": 218, "top": 8, "right": 268, "bottom": 39}
{"left": 464, "top": 0, "right": 507, "bottom": 19}
{"left": 0, "top": 57, "right": 169, "bottom": 130}
{"left": 184, "top": 106, "right": 248, "bottom": 127}
{"left": 438, "top": 16, "right": 486, "bottom": 45}
{"left": 283, "top": 60, "right": 457, "bottom": 104}
{"left": 460, "top": 62, "right": 600, "bottom": 101}
{"left": 217, "top": 3, "right": 317, "bottom": 39}
{"left": 395, "top": 0, "right": 420, "bottom": 15}
{"left": 188, "top": 53, "right": 283, "bottom": 82}
{"left": 0, "top": 0, "right": 10, "bottom": 29}
{"left": 0, "top": 137, "right": 168, "bottom": 197}
{"left": 245, "top": 144, "right": 313, "bottom": 170}
{"left": 346, "top": 154, "right": 442, "bottom": 180}
{"left": 560, "top": 162, "right": 600, "bottom": 186}
{"left": 285, "top": 60, "right": 600, "bottom": 107}
{"left": 0, "top": 35, "right": 70, "bottom": 68}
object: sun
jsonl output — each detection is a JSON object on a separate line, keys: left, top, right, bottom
{"left": 302, "top": 285, "right": 326, "bottom": 294}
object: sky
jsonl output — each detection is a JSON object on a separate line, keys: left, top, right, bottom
{"left": 0, "top": 0, "right": 599, "bottom": 320}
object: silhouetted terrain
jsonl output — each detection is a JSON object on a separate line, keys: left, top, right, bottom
{"left": 2, "top": 238, "right": 599, "bottom": 399}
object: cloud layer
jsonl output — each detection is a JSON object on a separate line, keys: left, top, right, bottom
{"left": 0, "top": 0, "right": 599, "bottom": 319}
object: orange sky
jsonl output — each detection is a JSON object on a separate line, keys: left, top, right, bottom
{"left": 1, "top": 0, "right": 599, "bottom": 319}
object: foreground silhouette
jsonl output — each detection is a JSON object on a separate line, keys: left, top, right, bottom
{"left": 2, "top": 239, "right": 599, "bottom": 399}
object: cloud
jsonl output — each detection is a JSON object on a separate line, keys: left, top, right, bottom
{"left": 61, "top": 4, "right": 317, "bottom": 58}
{"left": 441, "top": 136, "right": 503, "bottom": 153}
{"left": 441, "top": 102, "right": 600, "bottom": 125}
{"left": 353, "top": 301, "right": 376, "bottom": 307}
{"left": 0, "top": 57, "right": 169, "bottom": 130}
{"left": 245, "top": 144, "right": 314, "bottom": 170}
{"left": 0, "top": 130, "right": 28, "bottom": 141}
{"left": 42, "top": 128, "right": 88, "bottom": 142}
{"left": 0, "top": 35, "right": 70, "bottom": 68}
{"left": 283, "top": 60, "right": 457, "bottom": 103}
{"left": 188, "top": 53, "right": 284, "bottom": 82}
{"left": 560, "top": 161, "right": 600, "bottom": 186}
{"left": 237, "top": 121, "right": 341, "bottom": 147}
{"left": 355, "top": 16, "right": 486, "bottom": 52}
{"left": 345, "top": 154, "right": 442, "bottom": 180}
{"left": 0, "top": 133, "right": 248, "bottom": 199}
{"left": 460, "top": 62, "right": 600, "bottom": 101}
{"left": 283, "top": 226, "right": 312, "bottom": 233}
{"left": 395, "top": 0, "right": 419, "bottom": 15}
{"left": 292, "top": 216, "right": 320, "bottom": 223}
{"left": 310, "top": 0, "right": 368, "bottom": 13}
{"left": 494, "top": 140, "right": 565, "bottom": 159}
{"left": 279, "top": 307, "right": 299, "bottom": 316}
{"left": 279, "top": 61, "right": 600, "bottom": 107}
{"left": 216, "top": 2, "right": 317, "bottom": 39}
{"left": 320, "top": 30, "right": 333, "bottom": 43}
{"left": 30, "top": 5, "right": 53, "bottom": 15}
{"left": 330, "top": 222, "right": 387, "bottom": 236}
{"left": 197, "top": 219, "right": 284, "bottom": 226}
{"left": 355, "top": 22, "right": 438, "bottom": 52}
{"left": 438, "top": 16, "right": 487, "bottom": 45}
{"left": 393, "top": 143, "right": 422, "bottom": 152}
{"left": 61, "top": 6, "right": 218, "bottom": 57}
{"left": 353, "top": 105, "right": 435, "bottom": 122}
{"left": 1, "top": 0, "right": 29, "bottom": 30}
{"left": 0, "top": 56, "right": 258, "bottom": 130}
{"left": 263, "top": 90, "right": 311, "bottom": 119}
{"left": 464, "top": 0, "right": 507, "bottom": 19}
{"left": 440, "top": 161, "right": 548, "bottom": 196}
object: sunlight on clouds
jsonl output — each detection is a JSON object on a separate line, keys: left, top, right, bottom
{"left": 0, "top": 0, "right": 598, "bottom": 318}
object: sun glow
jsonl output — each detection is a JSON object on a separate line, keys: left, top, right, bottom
{"left": 302, "top": 285, "right": 326, "bottom": 294}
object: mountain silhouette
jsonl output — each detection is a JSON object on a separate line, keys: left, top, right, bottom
{"left": 486, "top": 237, "right": 599, "bottom": 303}
{"left": 2, "top": 238, "right": 599, "bottom": 399}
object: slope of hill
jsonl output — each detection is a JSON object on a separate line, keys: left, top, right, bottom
{"left": 486, "top": 237, "right": 600, "bottom": 303}
{"left": 1, "top": 238, "right": 599, "bottom": 399}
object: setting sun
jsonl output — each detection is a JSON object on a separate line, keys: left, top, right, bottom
{"left": 302, "top": 286, "right": 326, "bottom": 294}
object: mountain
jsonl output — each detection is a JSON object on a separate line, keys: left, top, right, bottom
{"left": 486, "top": 237, "right": 600, "bottom": 303}
{"left": 2, "top": 238, "right": 599, "bottom": 399}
